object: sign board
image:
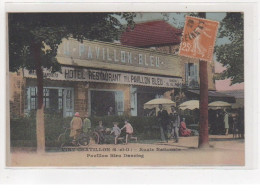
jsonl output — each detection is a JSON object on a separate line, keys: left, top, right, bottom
{"left": 24, "top": 67, "right": 182, "bottom": 88}
{"left": 56, "top": 38, "right": 182, "bottom": 77}
{"left": 179, "top": 16, "right": 219, "bottom": 62}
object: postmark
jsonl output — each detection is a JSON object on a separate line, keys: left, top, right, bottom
{"left": 179, "top": 16, "right": 219, "bottom": 62}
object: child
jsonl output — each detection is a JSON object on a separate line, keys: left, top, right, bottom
{"left": 110, "top": 122, "right": 121, "bottom": 145}
{"left": 121, "top": 120, "right": 133, "bottom": 145}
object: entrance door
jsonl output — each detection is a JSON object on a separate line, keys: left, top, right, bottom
{"left": 91, "top": 90, "right": 116, "bottom": 116}
{"left": 90, "top": 90, "right": 124, "bottom": 116}
{"left": 137, "top": 92, "right": 156, "bottom": 116}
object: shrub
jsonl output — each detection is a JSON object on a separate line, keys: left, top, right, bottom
{"left": 10, "top": 114, "right": 36, "bottom": 147}
{"left": 10, "top": 114, "right": 162, "bottom": 147}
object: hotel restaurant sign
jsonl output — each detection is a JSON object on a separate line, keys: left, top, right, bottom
{"left": 24, "top": 67, "right": 182, "bottom": 88}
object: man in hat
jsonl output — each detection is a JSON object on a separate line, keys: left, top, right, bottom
{"left": 157, "top": 104, "right": 169, "bottom": 142}
{"left": 169, "top": 106, "right": 180, "bottom": 143}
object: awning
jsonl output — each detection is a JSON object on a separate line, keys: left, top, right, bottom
{"left": 186, "top": 90, "right": 236, "bottom": 103}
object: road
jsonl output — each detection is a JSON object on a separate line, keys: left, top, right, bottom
{"left": 8, "top": 135, "right": 245, "bottom": 167}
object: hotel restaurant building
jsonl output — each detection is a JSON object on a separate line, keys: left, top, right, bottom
{"left": 9, "top": 20, "right": 234, "bottom": 118}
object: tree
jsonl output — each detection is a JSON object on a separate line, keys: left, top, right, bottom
{"left": 9, "top": 13, "right": 135, "bottom": 152}
{"left": 215, "top": 13, "right": 244, "bottom": 84}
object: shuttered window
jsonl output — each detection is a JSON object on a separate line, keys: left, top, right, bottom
{"left": 185, "top": 63, "right": 199, "bottom": 88}
{"left": 25, "top": 87, "right": 73, "bottom": 117}
{"left": 115, "top": 91, "right": 124, "bottom": 116}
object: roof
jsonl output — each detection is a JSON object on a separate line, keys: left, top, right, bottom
{"left": 120, "top": 20, "right": 182, "bottom": 47}
{"left": 188, "top": 90, "right": 235, "bottom": 99}
{"left": 218, "top": 90, "right": 244, "bottom": 99}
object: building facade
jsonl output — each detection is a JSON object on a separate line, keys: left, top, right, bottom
{"left": 10, "top": 38, "right": 183, "bottom": 118}
{"left": 120, "top": 20, "right": 217, "bottom": 105}
{"left": 9, "top": 20, "right": 222, "bottom": 118}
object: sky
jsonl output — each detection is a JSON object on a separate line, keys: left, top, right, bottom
{"left": 214, "top": 61, "right": 244, "bottom": 91}
{"left": 117, "top": 12, "right": 229, "bottom": 45}
{"left": 117, "top": 12, "right": 244, "bottom": 91}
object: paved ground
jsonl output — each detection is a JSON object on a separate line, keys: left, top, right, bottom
{"left": 8, "top": 135, "right": 245, "bottom": 167}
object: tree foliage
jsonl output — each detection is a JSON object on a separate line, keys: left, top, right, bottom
{"left": 8, "top": 13, "right": 135, "bottom": 152}
{"left": 215, "top": 13, "right": 244, "bottom": 84}
{"left": 9, "top": 13, "right": 136, "bottom": 73}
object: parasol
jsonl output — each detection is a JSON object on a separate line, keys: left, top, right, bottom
{"left": 178, "top": 100, "right": 199, "bottom": 110}
{"left": 208, "top": 101, "right": 232, "bottom": 110}
{"left": 143, "top": 98, "right": 176, "bottom": 109}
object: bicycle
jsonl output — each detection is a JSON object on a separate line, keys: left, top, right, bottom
{"left": 57, "top": 127, "right": 101, "bottom": 148}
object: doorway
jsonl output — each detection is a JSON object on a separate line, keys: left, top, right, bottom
{"left": 90, "top": 90, "right": 115, "bottom": 116}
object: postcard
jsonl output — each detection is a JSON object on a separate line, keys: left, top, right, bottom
{"left": 4, "top": 2, "right": 255, "bottom": 169}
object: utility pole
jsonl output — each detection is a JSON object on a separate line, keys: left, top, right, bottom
{"left": 198, "top": 12, "right": 209, "bottom": 148}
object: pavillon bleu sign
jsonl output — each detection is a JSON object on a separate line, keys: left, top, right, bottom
{"left": 56, "top": 38, "right": 182, "bottom": 77}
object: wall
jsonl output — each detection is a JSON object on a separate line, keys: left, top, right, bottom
{"left": 154, "top": 45, "right": 216, "bottom": 90}
{"left": 74, "top": 82, "right": 89, "bottom": 117}
{"left": 180, "top": 56, "right": 216, "bottom": 90}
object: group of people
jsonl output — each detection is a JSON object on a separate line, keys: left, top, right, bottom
{"left": 110, "top": 121, "right": 134, "bottom": 145}
{"left": 209, "top": 108, "right": 244, "bottom": 138}
{"left": 69, "top": 112, "right": 135, "bottom": 145}
{"left": 157, "top": 104, "right": 186, "bottom": 143}
{"left": 229, "top": 109, "right": 244, "bottom": 139}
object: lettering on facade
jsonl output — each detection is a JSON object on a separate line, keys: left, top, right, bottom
{"left": 58, "top": 39, "right": 167, "bottom": 69}
{"left": 24, "top": 67, "right": 182, "bottom": 88}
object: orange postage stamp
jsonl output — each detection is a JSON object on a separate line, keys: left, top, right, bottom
{"left": 179, "top": 16, "right": 219, "bottom": 62}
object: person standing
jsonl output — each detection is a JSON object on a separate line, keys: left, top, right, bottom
{"left": 70, "top": 112, "right": 83, "bottom": 145}
{"left": 237, "top": 108, "right": 244, "bottom": 139}
{"left": 83, "top": 112, "right": 91, "bottom": 134}
{"left": 96, "top": 121, "right": 105, "bottom": 144}
{"left": 157, "top": 104, "right": 169, "bottom": 143}
{"left": 224, "top": 109, "right": 230, "bottom": 135}
{"left": 169, "top": 106, "right": 180, "bottom": 143}
{"left": 232, "top": 114, "right": 239, "bottom": 138}
{"left": 217, "top": 111, "right": 224, "bottom": 134}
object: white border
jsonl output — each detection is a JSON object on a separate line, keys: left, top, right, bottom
{"left": 1, "top": 0, "right": 259, "bottom": 184}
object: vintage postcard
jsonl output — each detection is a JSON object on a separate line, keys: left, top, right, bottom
{"left": 5, "top": 3, "right": 253, "bottom": 169}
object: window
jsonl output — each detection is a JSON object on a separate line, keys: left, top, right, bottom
{"left": 25, "top": 87, "right": 73, "bottom": 117}
{"left": 115, "top": 91, "right": 124, "bottom": 116}
{"left": 43, "top": 88, "right": 50, "bottom": 109}
{"left": 30, "top": 87, "right": 37, "bottom": 109}
{"left": 185, "top": 63, "right": 199, "bottom": 88}
{"left": 58, "top": 89, "right": 63, "bottom": 110}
